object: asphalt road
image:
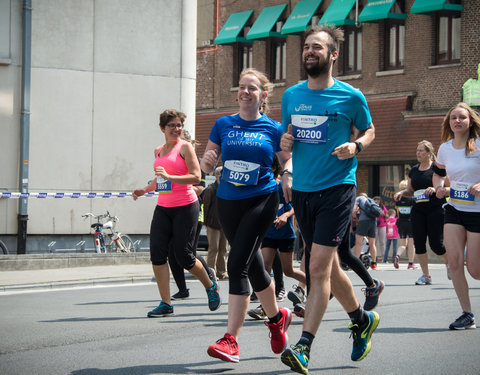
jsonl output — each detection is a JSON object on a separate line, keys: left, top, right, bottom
{"left": 0, "top": 264, "right": 479, "bottom": 375}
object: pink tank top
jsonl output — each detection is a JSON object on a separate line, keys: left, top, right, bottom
{"left": 154, "top": 139, "right": 198, "bottom": 208}
{"left": 386, "top": 217, "right": 399, "bottom": 239}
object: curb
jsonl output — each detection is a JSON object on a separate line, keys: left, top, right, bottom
{"left": 0, "top": 276, "right": 155, "bottom": 292}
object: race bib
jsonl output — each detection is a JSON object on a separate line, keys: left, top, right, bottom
{"left": 223, "top": 160, "right": 260, "bottom": 186}
{"left": 155, "top": 177, "right": 172, "bottom": 193}
{"left": 398, "top": 206, "right": 411, "bottom": 215}
{"left": 450, "top": 181, "right": 475, "bottom": 204}
{"left": 414, "top": 189, "right": 429, "bottom": 203}
{"left": 291, "top": 115, "right": 328, "bottom": 144}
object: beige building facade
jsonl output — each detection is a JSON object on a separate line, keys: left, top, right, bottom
{"left": 0, "top": 0, "right": 197, "bottom": 252}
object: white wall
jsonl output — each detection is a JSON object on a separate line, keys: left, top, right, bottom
{"left": 0, "top": 0, "right": 197, "bottom": 236}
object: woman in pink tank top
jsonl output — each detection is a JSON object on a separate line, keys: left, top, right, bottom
{"left": 132, "top": 109, "right": 221, "bottom": 317}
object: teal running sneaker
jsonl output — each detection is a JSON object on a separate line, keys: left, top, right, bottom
{"left": 147, "top": 301, "right": 173, "bottom": 318}
{"left": 206, "top": 279, "right": 221, "bottom": 311}
{"left": 281, "top": 344, "right": 309, "bottom": 375}
{"left": 349, "top": 310, "right": 380, "bottom": 361}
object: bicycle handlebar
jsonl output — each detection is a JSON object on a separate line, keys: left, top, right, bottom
{"left": 82, "top": 211, "right": 119, "bottom": 222}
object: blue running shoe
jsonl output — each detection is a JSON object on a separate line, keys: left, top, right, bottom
{"left": 281, "top": 344, "right": 309, "bottom": 375}
{"left": 147, "top": 301, "right": 173, "bottom": 318}
{"left": 206, "top": 279, "right": 221, "bottom": 311}
{"left": 349, "top": 310, "right": 380, "bottom": 361}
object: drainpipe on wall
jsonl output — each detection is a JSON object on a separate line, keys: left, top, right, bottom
{"left": 17, "top": 0, "right": 32, "bottom": 254}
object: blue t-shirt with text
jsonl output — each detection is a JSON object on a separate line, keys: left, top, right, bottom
{"left": 209, "top": 113, "right": 282, "bottom": 200}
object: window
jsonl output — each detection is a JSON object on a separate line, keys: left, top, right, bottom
{"left": 267, "top": 21, "right": 287, "bottom": 83}
{"left": 436, "top": 12, "right": 461, "bottom": 64}
{"left": 233, "top": 44, "right": 253, "bottom": 86}
{"left": 232, "top": 25, "right": 252, "bottom": 86}
{"left": 269, "top": 39, "right": 286, "bottom": 82}
{"left": 339, "top": 26, "right": 362, "bottom": 75}
{"left": 384, "top": 22, "right": 405, "bottom": 69}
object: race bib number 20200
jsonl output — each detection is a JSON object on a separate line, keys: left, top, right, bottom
{"left": 291, "top": 115, "right": 328, "bottom": 144}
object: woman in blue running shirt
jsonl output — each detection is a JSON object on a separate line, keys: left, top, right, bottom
{"left": 201, "top": 68, "right": 293, "bottom": 363}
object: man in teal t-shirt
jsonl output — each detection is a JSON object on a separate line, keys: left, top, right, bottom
{"left": 279, "top": 25, "right": 378, "bottom": 374}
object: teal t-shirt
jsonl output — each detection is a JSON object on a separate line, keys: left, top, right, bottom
{"left": 281, "top": 79, "right": 372, "bottom": 192}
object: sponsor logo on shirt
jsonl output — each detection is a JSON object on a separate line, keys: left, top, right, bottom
{"left": 294, "top": 104, "right": 313, "bottom": 112}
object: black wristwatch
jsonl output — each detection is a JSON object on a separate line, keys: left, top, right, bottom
{"left": 354, "top": 141, "right": 364, "bottom": 154}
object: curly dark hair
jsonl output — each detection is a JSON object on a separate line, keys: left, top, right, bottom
{"left": 159, "top": 109, "right": 186, "bottom": 129}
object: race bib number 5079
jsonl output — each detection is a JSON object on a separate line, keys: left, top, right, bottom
{"left": 223, "top": 160, "right": 260, "bottom": 186}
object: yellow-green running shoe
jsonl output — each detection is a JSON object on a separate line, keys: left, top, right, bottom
{"left": 281, "top": 343, "right": 309, "bottom": 375}
{"left": 349, "top": 310, "right": 380, "bottom": 361}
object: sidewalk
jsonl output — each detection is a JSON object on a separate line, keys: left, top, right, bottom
{"left": 0, "top": 264, "right": 155, "bottom": 292}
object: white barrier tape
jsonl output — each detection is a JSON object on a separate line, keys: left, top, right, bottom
{"left": 0, "top": 192, "right": 158, "bottom": 199}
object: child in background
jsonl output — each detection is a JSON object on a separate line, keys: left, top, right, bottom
{"left": 384, "top": 209, "right": 399, "bottom": 267}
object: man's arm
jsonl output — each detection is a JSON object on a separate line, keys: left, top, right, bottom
{"left": 331, "top": 123, "right": 375, "bottom": 160}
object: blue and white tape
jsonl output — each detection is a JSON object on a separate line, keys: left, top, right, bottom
{"left": 0, "top": 192, "right": 158, "bottom": 199}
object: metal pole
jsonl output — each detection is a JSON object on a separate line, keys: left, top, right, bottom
{"left": 17, "top": 0, "right": 32, "bottom": 254}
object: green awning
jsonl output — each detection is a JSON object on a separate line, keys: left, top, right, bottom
{"left": 247, "top": 4, "right": 288, "bottom": 40}
{"left": 358, "top": 0, "right": 407, "bottom": 23}
{"left": 214, "top": 10, "right": 253, "bottom": 45}
{"left": 410, "top": 0, "right": 462, "bottom": 14}
{"left": 281, "top": 0, "right": 323, "bottom": 35}
{"left": 319, "top": 0, "right": 357, "bottom": 26}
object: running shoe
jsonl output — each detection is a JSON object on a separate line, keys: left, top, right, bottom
{"left": 147, "top": 301, "right": 173, "bottom": 318}
{"left": 206, "top": 279, "right": 221, "bottom": 311}
{"left": 281, "top": 343, "right": 310, "bottom": 375}
{"left": 207, "top": 333, "right": 239, "bottom": 363}
{"left": 449, "top": 312, "right": 476, "bottom": 330}
{"left": 171, "top": 289, "right": 189, "bottom": 300}
{"left": 250, "top": 291, "right": 258, "bottom": 302}
{"left": 288, "top": 285, "right": 306, "bottom": 306}
{"left": 363, "top": 279, "right": 384, "bottom": 311}
{"left": 393, "top": 255, "right": 400, "bottom": 269}
{"left": 446, "top": 264, "right": 452, "bottom": 280}
{"left": 276, "top": 287, "right": 287, "bottom": 302}
{"left": 371, "top": 262, "right": 378, "bottom": 270}
{"left": 349, "top": 310, "right": 380, "bottom": 361}
{"left": 293, "top": 303, "right": 305, "bottom": 318}
{"left": 407, "top": 263, "right": 419, "bottom": 270}
{"left": 248, "top": 305, "right": 268, "bottom": 320}
{"left": 415, "top": 274, "right": 432, "bottom": 285}
{"left": 265, "top": 307, "right": 292, "bottom": 354}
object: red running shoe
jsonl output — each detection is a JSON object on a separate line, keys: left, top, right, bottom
{"left": 207, "top": 333, "right": 239, "bottom": 363}
{"left": 371, "top": 262, "right": 378, "bottom": 270}
{"left": 265, "top": 307, "right": 292, "bottom": 354}
{"left": 393, "top": 255, "right": 400, "bottom": 269}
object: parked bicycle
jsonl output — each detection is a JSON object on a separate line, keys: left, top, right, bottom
{"left": 82, "top": 211, "right": 135, "bottom": 253}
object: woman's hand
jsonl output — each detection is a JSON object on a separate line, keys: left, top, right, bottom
{"left": 435, "top": 186, "right": 448, "bottom": 199}
{"left": 425, "top": 187, "right": 436, "bottom": 196}
{"left": 468, "top": 182, "right": 480, "bottom": 196}
{"left": 132, "top": 189, "right": 146, "bottom": 201}
{"left": 202, "top": 149, "right": 218, "bottom": 171}
{"left": 274, "top": 214, "right": 288, "bottom": 229}
{"left": 154, "top": 166, "right": 170, "bottom": 180}
{"left": 393, "top": 191, "right": 403, "bottom": 202}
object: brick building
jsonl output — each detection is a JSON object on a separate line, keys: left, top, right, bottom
{"left": 196, "top": 0, "right": 480, "bottom": 209}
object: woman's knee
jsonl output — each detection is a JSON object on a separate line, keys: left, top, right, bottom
{"left": 466, "top": 264, "right": 480, "bottom": 280}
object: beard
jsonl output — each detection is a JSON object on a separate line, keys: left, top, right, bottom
{"left": 303, "top": 53, "right": 331, "bottom": 78}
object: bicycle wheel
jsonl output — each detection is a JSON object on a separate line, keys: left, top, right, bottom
{"left": 118, "top": 234, "right": 135, "bottom": 253}
{"left": 0, "top": 240, "right": 8, "bottom": 255}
